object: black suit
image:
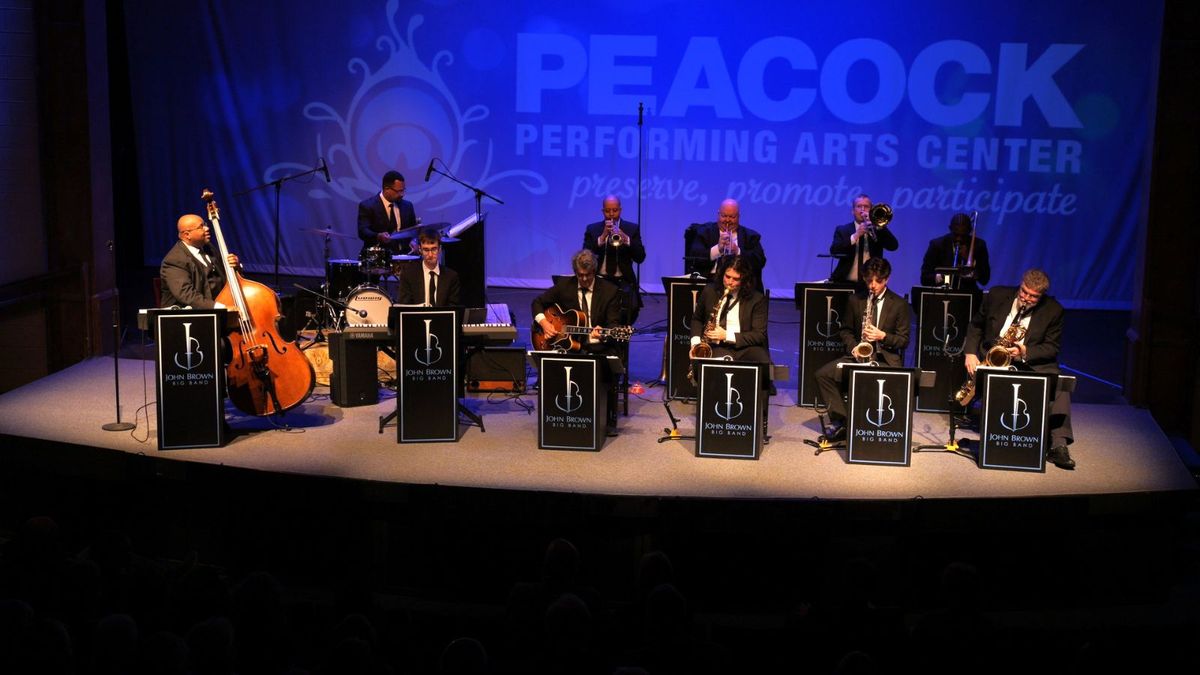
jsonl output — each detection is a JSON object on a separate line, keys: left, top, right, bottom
{"left": 920, "top": 234, "right": 990, "bottom": 291}
{"left": 532, "top": 275, "right": 623, "bottom": 426}
{"left": 159, "top": 240, "right": 227, "bottom": 309}
{"left": 583, "top": 218, "right": 646, "bottom": 322}
{"left": 689, "top": 284, "right": 770, "bottom": 363}
{"left": 829, "top": 221, "right": 899, "bottom": 283}
{"left": 357, "top": 194, "right": 417, "bottom": 254}
{"left": 685, "top": 223, "right": 766, "bottom": 279}
{"left": 396, "top": 262, "right": 461, "bottom": 307}
{"left": 964, "top": 286, "right": 1072, "bottom": 445}
{"left": 814, "top": 287, "right": 911, "bottom": 420}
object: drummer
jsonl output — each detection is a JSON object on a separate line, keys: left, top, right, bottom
{"left": 357, "top": 169, "right": 418, "bottom": 256}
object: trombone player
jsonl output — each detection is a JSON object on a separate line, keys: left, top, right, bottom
{"left": 830, "top": 193, "right": 899, "bottom": 286}
{"left": 814, "top": 258, "right": 910, "bottom": 441}
{"left": 921, "top": 212, "right": 991, "bottom": 292}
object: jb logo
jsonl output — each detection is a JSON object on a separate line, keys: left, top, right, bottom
{"left": 865, "top": 379, "right": 896, "bottom": 428}
{"left": 815, "top": 295, "right": 842, "bottom": 338}
{"left": 173, "top": 322, "right": 204, "bottom": 371}
{"left": 683, "top": 289, "right": 699, "bottom": 332}
{"left": 414, "top": 319, "right": 443, "bottom": 366}
{"left": 932, "top": 299, "right": 960, "bottom": 346}
{"left": 714, "top": 372, "right": 744, "bottom": 421}
{"left": 554, "top": 366, "right": 584, "bottom": 413}
{"left": 1000, "top": 383, "right": 1031, "bottom": 432}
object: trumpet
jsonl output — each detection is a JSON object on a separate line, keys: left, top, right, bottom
{"left": 865, "top": 203, "right": 892, "bottom": 240}
{"left": 717, "top": 225, "right": 735, "bottom": 257}
{"left": 605, "top": 219, "right": 625, "bottom": 247}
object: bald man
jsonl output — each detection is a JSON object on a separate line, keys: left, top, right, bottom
{"left": 685, "top": 198, "right": 766, "bottom": 281}
{"left": 159, "top": 213, "right": 240, "bottom": 308}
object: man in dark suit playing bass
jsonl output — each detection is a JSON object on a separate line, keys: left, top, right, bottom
{"left": 357, "top": 170, "right": 418, "bottom": 255}
{"left": 963, "top": 268, "right": 1075, "bottom": 469}
{"left": 397, "top": 228, "right": 460, "bottom": 306}
{"left": 814, "top": 257, "right": 911, "bottom": 440}
{"left": 159, "top": 213, "right": 240, "bottom": 309}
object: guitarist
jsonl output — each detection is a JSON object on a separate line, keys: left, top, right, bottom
{"left": 532, "top": 249, "right": 623, "bottom": 434}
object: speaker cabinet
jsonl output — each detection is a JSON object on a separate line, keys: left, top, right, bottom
{"left": 465, "top": 347, "right": 526, "bottom": 392}
{"left": 329, "top": 332, "right": 379, "bottom": 407}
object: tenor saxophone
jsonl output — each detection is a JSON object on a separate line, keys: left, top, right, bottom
{"left": 954, "top": 321, "right": 1028, "bottom": 406}
{"left": 852, "top": 293, "right": 877, "bottom": 364}
{"left": 688, "top": 290, "right": 731, "bottom": 384}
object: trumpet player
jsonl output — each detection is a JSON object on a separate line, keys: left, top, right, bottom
{"left": 583, "top": 195, "right": 646, "bottom": 323}
{"left": 686, "top": 198, "right": 766, "bottom": 282}
{"left": 830, "top": 193, "right": 899, "bottom": 285}
{"left": 689, "top": 256, "right": 770, "bottom": 365}
{"left": 814, "top": 257, "right": 910, "bottom": 441}
{"left": 963, "top": 269, "right": 1075, "bottom": 469}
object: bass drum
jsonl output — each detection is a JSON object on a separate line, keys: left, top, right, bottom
{"left": 344, "top": 285, "right": 392, "bottom": 326}
{"left": 327, "top": 259, "right": 365, "bottom": 301}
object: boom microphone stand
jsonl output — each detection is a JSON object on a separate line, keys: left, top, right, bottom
{"left": 102, "top": 240, "right": 135, "bottom": 432}
{"left": 237, "top": 158, "right": 331, "bottom": 289}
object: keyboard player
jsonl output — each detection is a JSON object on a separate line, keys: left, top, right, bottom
{"left": 397, "top": 228, "right": 461, "bottom": 306}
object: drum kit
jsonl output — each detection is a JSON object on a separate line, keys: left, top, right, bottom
{"left": 298, "top": 224, "right": 448, "bottom": 334}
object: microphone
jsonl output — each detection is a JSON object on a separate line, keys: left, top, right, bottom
{"left": 424, "top": 158, "right": 436, "bottom": 182}
{"left": 318, "top": 157, "right": 330, "bottom": 183}
{"left": 638, "top": 101, "right": 643, "bottom": 126}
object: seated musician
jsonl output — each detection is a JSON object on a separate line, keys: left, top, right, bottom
{"left": 159, "top": 213, "right": 240, "bottom": 309}
{"left": 582, "top": 195, "right": 645, "bottom": 324}
{"left": 920, "top": 212, "right": 990, "bottom": 292}
{"left": 689, "top": 255, "right": 770, "bottom": 364}
{"left": 814, "top": 257, "right": 911, "bottom": 441}
{"left": 532, "top": 249, "right": 622, "bottom": 434}
{"left": 357, "top": 169, "right": 418, "bottom": 255}
{"left": 397, "top": 228, "right": 460, "bottom": 306}
{"left": 963, "top": 268, "right": 1074, "bottom": 469}
{"left": 685, "top": 198, "right": 766, "bottom": 282}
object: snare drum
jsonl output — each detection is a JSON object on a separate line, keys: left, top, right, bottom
{"left": 327, "top": 259, "right": 365, "bottom": 301}
{"left": 360, "top": 246, "right": 392, "bottom": 276}
{"left": 344, "top": 285, "right": 392, "bottom": 326}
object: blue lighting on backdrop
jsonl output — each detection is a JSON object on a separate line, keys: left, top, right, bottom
{"left": 125, "top": 0, "right": 1163, "bottom": 309}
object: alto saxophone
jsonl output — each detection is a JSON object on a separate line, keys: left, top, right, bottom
{"left": 954, "top": 320, "right": 1028, "bottom": 406}
{"left": 688, "top": 290, "right": 732, "bottom": 384}
{"left": 852, "top": 293, "right": 877, "bottom": 364}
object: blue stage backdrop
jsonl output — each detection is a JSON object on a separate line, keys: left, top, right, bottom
{"left": 125, "top": 0, "right": 1163, "bottom": 309}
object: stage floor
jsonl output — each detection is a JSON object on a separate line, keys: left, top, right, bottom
{"left": 0, "top": 357, "right": 1193, "bottom": 501}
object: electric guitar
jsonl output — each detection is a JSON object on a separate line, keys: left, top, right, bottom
{"left": 532, "top": 304, "right": 634, "bottom": 352}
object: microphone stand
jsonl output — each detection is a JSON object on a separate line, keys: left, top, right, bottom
{"left": 102, "top": 240, "right": 135, "bottom": 432}
{"left": 237, "top": 159, "right": 329, "bottom": 290}
{"left": 428, "top": 162, "right": 503, "bottom": 232}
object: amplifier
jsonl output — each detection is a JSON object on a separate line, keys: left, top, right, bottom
{"left": 465, "top": 347, "right": 526, "bottom": 393}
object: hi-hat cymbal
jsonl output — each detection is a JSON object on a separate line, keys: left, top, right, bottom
{"left": 301, "top": 227, "right": 356, "bottom": 240}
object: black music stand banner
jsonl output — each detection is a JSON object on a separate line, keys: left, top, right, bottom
{"left": 978, "top": 370, "right": 1055, "bottom": 472}
{"left": 395, "top": 307, "right": 461, "bottom": 443}
{"left": 796, "top": 282, "right": 856, "bottom": 407}
{"left": 695, "top": 360, "right": 767, "bottom": 460}
{"left": 534, "top": 352, "right": 612, "bottom": 451}
{"left": 153, "top": 309, "right": 226, "bottom": 449}
{"left": 663, "top": 275, "right": 709, "bottom": 401}
{"left": 846, "top": 366, "right": 916, "bottom": 466}
{"left": 913, "top": 288, "right": 975, "bottom": 412}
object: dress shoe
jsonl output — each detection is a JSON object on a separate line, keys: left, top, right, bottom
{"left": 819, "top": 420, "right": 846, "bottom": 443}
{"left": 1047, "top": 444, "right": 1075, "bottom": 470}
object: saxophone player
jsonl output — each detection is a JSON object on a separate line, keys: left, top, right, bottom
{"left": 689, "top": 256, "right": 770, "bottom": 364}
{"left": 814, "top": 257, "right": 910, "bottom": 441}
{"left": 963, "top": 268, "right": 1075, "bottom": 469}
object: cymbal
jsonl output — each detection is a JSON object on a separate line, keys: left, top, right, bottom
{"left": 391, "top": 254, "right": 419, "bottom": 261}
{"left": 301, "top": 227, "right": 356, "bottom": 240}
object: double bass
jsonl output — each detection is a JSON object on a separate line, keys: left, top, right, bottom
{"left": 203, "top": 189, "right": 315, "bottom": 415}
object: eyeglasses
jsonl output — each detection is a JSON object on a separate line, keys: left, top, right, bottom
{"left": 1018, "top": 286, "right": 1043, "bottom": 301}
{"left": 180, "top": 223, "right": 208, "bottom": 234}
{"left": 385, "top": 184, "right": 406, "bottom": 196}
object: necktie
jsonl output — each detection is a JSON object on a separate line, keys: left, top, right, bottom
{"left": 390, "top": 202, "right": 400, "bottom": 231}
{"left": 580, "top": 287, "right": 590, "bottom": 324}
{"left": 428, "top": 271, "right": 437, "bottom": 306}
{"left": 873, "top": 294, "right": 881, "bottom": 326}
{"left": 718, "top": 294, "right": 732, "bottom": 328}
